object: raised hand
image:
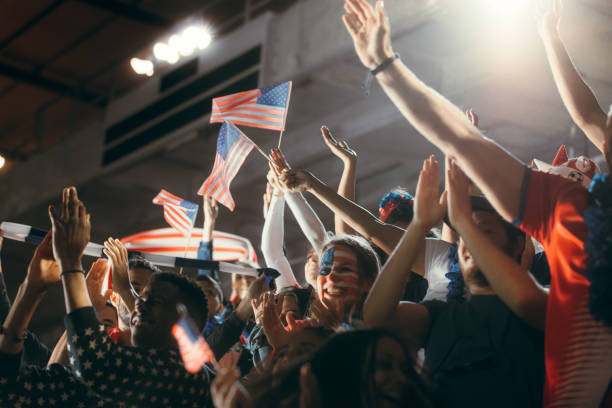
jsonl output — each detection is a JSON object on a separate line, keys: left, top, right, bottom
{"left": 446, "top": 159, "right": 473, "bottom": 231}
{"left": 278, "top": 169, "right": 314, "bottom": 193}
{"left": 261, "top": 292, "right": 290, "bottom": 349}
{"left": 266, "top": 168, "right": 284, "bottom": 198}
{"left": 204, "top": 195, "right": 219, "bottom": 223}
{"left": 309, "top": 297, "right": 344, "bottom": 329}
{"left": 25, "top": 232, "right": 60, "bottom": 293}
{"left": 413, "top": 156, "right": 447, "bottom": 232}
{"left": 103, "top": 238, "right": 132, "bottom": 305}
{"left": 251, "top": 292, "right": 267, "bottom": 324}
{"left": 270, "top": 148, "right": 291, "bottom": 172}
{"left": 536, "top": 0, "right": 562, "bottom": 38}
{"left": 343, "top": 0, "right": 394, "bottom": 70}
{"left": 321, "top": 126, "right": 357, "bottom": 164}
{"left": 48, "top": 186, "right": 91, "bottom": 271}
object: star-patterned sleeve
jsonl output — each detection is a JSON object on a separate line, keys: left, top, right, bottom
{"left": 0, "top": 350, "right": 107, "bottom": 408}
{"left": 65, "top": 307, "right": 211, "bottom": 407}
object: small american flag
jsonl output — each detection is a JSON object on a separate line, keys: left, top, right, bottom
{"left": 198, "top": 121, "right": 255, "bottom": 211}
{"left": 210, "top": 81, "right": 292, "bottom": 131}
{"left": 172, "top": 306, "right": 215, "bottom": 373}
{"left": 152, "top": 190, "right": 198, "bottom": 237}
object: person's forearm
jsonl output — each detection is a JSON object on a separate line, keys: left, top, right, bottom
{"left": 61, "top": 260, "right": 93, "bottom": 313}
{"left": 0, "top": 283, "right": 45, "bottom": 354}
{"left": 335, "top": 160, "right": 357, "bottom": 235}
{"left": 375, "top": 60, "right": 524, "bottom": 222}
{"left": 261, "top": 195, "right": 297, "bottom": 289}
{"left": 363, "top": 221, "right": 428, "bottom": 327}
{"left": 285, "top": 192, "right": 327, "bottom": 253}
{"left": 203, "top": 219, "right": 214, "bottom": 242}
{"left": 457, "top": 221, "right": 547, "bottom": 330}
{"left": 542, "top": 31, "right": 605, "bottom": 152}
{"left": 308, "top": 175, "right": 404, "bottom": 254}
{"left": 48, "top": 331, "right": 69, "bottom": 366}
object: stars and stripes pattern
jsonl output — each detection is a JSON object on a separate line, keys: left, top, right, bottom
{"left": 172, "top": 311, "right": 215, "bottom": 373}
{"left": 210, "top": 81, "right": 292, "bottom": 131}
{"left": 152, "top": 190, "right": 198, "bottom": 238}
{"left": 198, "top": 121, "right": 255, "bottom": 211}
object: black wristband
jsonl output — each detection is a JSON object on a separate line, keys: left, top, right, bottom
{"left": 60, "top": 269, "right": 85, "bottom": 277}
{"left": 370, "top": 53, "right": 400, "bottom": 76}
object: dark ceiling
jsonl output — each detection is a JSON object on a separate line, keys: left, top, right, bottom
{"left": 0, "top": 0, "right": 298, "bottom": 163}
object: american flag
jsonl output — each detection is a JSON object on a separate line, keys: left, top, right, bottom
{"left": 210, "top": 81, "right": 292, "bottom": 131}
{"left": 172, "top": 307, "right": 215, "bottom": 373}
{"left": 152, "top": 190, "right": 198, "bottom": 237}
{"left": 198, "top": 121, "right": 255, "bottom": 211}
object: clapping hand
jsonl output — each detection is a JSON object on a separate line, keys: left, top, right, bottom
{"left": 25, "top": 232, "right": 60, "bottom": 293}
{"left": 342, "top": 0, "right": 394, "bottom": 70}
{"left": 536, "top": 0, "right": 562, "bottom": 39}
{"left": 48, "top": 187, "right": 91, "bottom": 271}
{"left": 446, "top": 158, "right": 473, "bottom": 232}
{"left": 412, "top": 156, "right": 447, "bottom": 233}
{"left": 278, "top": 169, "right": 314, "bottom": 193}
{"left": 321, "top": 126, "right": 356, "bottom": 164}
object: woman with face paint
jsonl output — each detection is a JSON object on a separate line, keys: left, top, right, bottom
{"left": 315, "top": 235, "right": 380, "bottom": 326}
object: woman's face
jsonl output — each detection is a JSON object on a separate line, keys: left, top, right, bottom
{"left": 316, "top": 245, "right": 363, "bottom": 311}
{"left": 373, "top": 337, "right": 410, "bottom": 408}
{"left": 304, "top": 251, "right": 319, "bottom": 287}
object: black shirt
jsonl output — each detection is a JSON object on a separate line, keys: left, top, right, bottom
{"left": 422, "top": 295, "right": 545, "bottom": 408}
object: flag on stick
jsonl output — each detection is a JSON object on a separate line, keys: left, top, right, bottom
{"left": 152, "top": 190, "right": 198, "bottom": 237}
{"left": 172, "top": 304, "right": 215, "bottom": 373}
{"left": 198, "top": 121, "right": 256, "bottom": 211}
{"left": 210, "top": 81, "right": 292, "bottom": 131}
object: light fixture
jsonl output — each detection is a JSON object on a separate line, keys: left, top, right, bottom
{"left": 0, "top": 155, "right": 5, "bottom": 169}
{"left": 183, "top": 26, "right": 212, "bottom": 50}
{"left": 130, "top": 58, "right": 154, "bottom": 76}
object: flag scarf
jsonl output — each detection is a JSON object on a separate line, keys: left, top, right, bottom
{"left": 152, "top": 190, "right": 198, "bottom": 237}
{"left": 198, "top": 121, "right": 255, "bottom": 211}
{"left": 210, "top": 81, "right": 292, "bottom": 131}
{"left": 172, "top": 309, "right": 215, "bottom": 373}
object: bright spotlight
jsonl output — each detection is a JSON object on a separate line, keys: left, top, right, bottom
{"left": 130, "top": 58, "right": 154, "bottom": 77}
{"left": 480, "top": 0, "right": 529, "bottom": 20}
{"left": 0, "top": 155, "right": 5, "bottom": 169}
{"left": 153, "top": 42, "right": 176, "bottom": 62}
{"left": 183, "top": 26, "right": 212, "bottom": 50}
{"left": 169, "top": 34, "right": 194, "bottom": 57}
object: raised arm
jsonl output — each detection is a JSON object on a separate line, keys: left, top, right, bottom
{"left": 363, "top": 156, "right": 446, "bottom": 347}
{"left": 198, "top": 195, "right": 219, "bottom": 279}
{"left": 538, "top": 0, "right": 607, "bottom": 153}
{"left": 447, "top": 160, "right": 547, "bottom": 330}
{"left": 343, "top": 0, "right": 525, "bottom": 222}
{"left": 321, "top": 126, "right": 358, "bottom": 235}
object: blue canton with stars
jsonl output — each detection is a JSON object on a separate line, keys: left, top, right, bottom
{"left": 256, "top": 81, "right": 290, "bottom": 107}
{"left": 216, "top": 122, "right": 244, "bottom": 159}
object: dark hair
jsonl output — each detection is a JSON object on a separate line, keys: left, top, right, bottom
{"left": 249, "top": 329, "right": 434, "bottom": 408}
{"left": 148, "top": 272, "right": 208, "bottom": 330}
{"left": 378, "top": 188, "right": 415, "bottom": 224}
{"left": 321, "top": 235, "right": 380, "bottom": 285}
{"left": 128, "top": 256, "right": 162, "bottom": 274}
{"left": 196, "top": 274, "right": 224, "bottom": 303}
{"left": 278, "top": 286, "right": 313, "bottom": 318}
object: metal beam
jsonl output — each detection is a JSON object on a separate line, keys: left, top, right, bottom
{"left": 0, "top": 0, "right": 64, "bottom": 51}
{"left": 75, "top": 0, "right": 171, "bottom": 28}
{"left": 0, "top": 63, "right": 106, "bottom": 106}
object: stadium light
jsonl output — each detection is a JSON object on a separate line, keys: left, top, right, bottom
{"left": 130, "top": 58, "right": 154, "bottom": 77}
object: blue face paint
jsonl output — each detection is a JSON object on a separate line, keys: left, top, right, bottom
{"left": 318, "top": 247, "right": 335, "bottom": 277}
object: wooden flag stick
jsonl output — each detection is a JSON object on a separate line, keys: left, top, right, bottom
{"left": 277, "top": 81, "right": 293, "bottom": 149}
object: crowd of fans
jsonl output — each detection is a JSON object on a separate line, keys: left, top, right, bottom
{"left": 1, "top": 0, "right": 611, "bottom": 406}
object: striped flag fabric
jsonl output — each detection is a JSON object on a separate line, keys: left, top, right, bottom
{"left": 152, "top": 190, "right": 198, "bottom": 237}
{"left": 172, "top": 305, "right": 215, "bottom": 373}
{"left": 198, "top": 121, "right": 255, "bottom": 211}
{"left": 210, "top": 81, "right": 292, "bottom": 131}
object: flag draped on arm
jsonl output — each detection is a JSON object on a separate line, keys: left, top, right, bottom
{"left": 210, "top": 81, "right": 292, "bottom": 131}
{"left": 198, "top": 121, "right": 255, "bottom": 211}
{"left": 172, "top": 306, "right": 215, "bottom": 373}
{"left": 152, "top": 190, "right": 198, "bottom": 237}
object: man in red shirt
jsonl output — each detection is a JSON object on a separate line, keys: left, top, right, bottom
{"left": 340, "top": 0, "right": 612, "bottom": 405}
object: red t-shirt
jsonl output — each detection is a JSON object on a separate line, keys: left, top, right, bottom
{"left": 517, "top": 169, "right": 612, "bottom": 408}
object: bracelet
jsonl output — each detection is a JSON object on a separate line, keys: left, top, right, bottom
{"left": 0, "top": 325, "right": 26, "bottom": 343}
{"left": 60, "top": 269, "right": 85, "bottom": 277}
{"left": 362, "top": 53, "right": 400, "bottom": 95}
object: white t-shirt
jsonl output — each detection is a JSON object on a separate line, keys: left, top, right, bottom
{"left": 422, "top": 238, "right": 453, "bottom": 302}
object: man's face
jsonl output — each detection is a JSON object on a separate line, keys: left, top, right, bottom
{"left": 317, "top": 245, "right": 363, "bottom": 310}
{"left": 130, "top": 281, "right": 180, "bottom": 348}
{"left": 129, "top": 267, "right": 154, "bottom": 296}
{"left": 196, "top": 280, "right": 222, "bottom": 321}
{"left": 458, "top": 211, "right": 510, "bottom": 287}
